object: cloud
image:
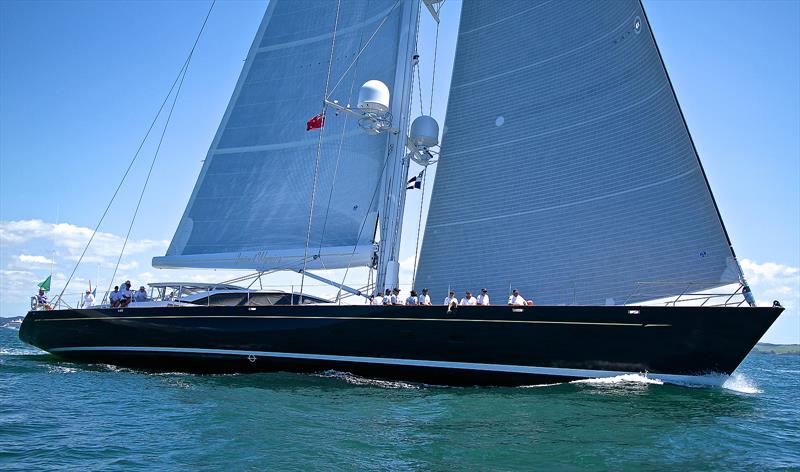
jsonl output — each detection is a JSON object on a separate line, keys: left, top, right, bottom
{"left": 740, "top": 259, "right": 799, "bottom": 284}
{"left": 0, "top": 220, "right": 168, "bottom": 259}
{"left": 18, "top": 254, "right": 55, "bottom": 265}
{"left": 740, "top": 259, "right": 800, "bottom": 306}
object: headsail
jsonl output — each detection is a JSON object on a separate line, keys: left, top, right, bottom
{"left": 415, "top": 0, "right": 742, "bottom": 305}
{"left": 154, "top": 0, "right": 406, "bottom": 271}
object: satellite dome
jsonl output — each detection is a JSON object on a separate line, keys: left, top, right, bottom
{"left": 410, "top": 115, "right": 439, "bottom": 148}
{"left": 358, "top": 80, "right": 390, "bottom": 114}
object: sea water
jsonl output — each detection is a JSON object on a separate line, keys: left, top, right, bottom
{"left": 1, "top": 327, "right": 798, "bottom": 471}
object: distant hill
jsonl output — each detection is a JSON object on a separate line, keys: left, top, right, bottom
{"left": 753, "top": 343, "right": 800, "bottom": 355}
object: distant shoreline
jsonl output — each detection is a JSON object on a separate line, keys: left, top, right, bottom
{"left": 753, "top": 343, "right": 800, "bottom": 355}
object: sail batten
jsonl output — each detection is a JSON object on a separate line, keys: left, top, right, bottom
{"left": 415, "top": 0, "right": 740, "bottom": 305}
{"left": 158, "top": 0, "right": 406, "bottom": 271}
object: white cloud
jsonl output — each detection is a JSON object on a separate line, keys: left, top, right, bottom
{"left": 0, "top": 219, "right": 168, "bottom": 260}
{"left": 740, "top": 259, "right": 799, "bottom": 284}
{"left": 740, "top": 259, "right": 800, "bottom": 306}
{"left": 18, "top": 254, "right": 55, "bottom": 265}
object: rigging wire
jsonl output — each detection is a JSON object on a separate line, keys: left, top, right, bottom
{"left": 429, "top": 8, "right": 441, "bottom": 115}
{"left": 410, "top": 169, "right": 427, "bottom": 288}
{"left": 336, "top": 144, "right": 395, "bottom": 299}
{"left": 325, "top": 0, "right": 403, "bottom": 100}
{"left": 57, "top": 0, "right": 216, "bottom": 306}
{"left": 105, "top": 1, "right": 214, "bottom": 301}
{"left": 317, "top": 4, "right": 369, "bottom": 255}
{"left": 300, "top": 0, "right": 342, "bottom": 299}
{"left": 414, "top": 4, "right": 424, "bottom": 116}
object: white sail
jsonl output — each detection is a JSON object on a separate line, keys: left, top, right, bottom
{"left": 155, "top": 0, "right": 407, "bottom": 271}
{"left": 415, "top": 0, "right": 742, "bottom": 305}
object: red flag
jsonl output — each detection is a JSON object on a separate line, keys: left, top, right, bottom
{"left": 306, "top": 112, "right": 325, "bottom": 131}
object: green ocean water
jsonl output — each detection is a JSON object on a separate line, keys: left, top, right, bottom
{"left": 1, "top": 327, "right": 798, "bottom": 471}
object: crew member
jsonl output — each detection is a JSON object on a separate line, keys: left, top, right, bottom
{"left": 134, "top": 286, "right": 149, "bottom": 302}
{"left": 508, "top": 289, "right": 526, "bottom": 306}
{"left": 420, "top": 288, "right": 431, "bottom": 305}
{"left": 82, "top": 289, "right": 95, "bottom": 309}
{"left": 110, "top": 286, "right": 122, "bottom": 307}
{"left": 443, "top": 290, "right": 458, "bottom": 306}
{"left": 382, "top": 288, "right": 392, "bottom": 305}
{"left": 372, "top": 291, "right": 384, "bottom": 305}
{"left": 406, "top": 290, "right": 419, "bottom": 306}
{"left": 476, "top": 288, "right": 490, "bottom": 306}
{"left": 460, "top": 291, "right": 477, "bottom": 305}
{"left": 35, "top": 288, "right": 52, "bottom": 310}
{"left": 391, "top": 288, "right": 404, "bottom": 305}
{"left": 120, "top": 281, "right": 134, "bottom": 307}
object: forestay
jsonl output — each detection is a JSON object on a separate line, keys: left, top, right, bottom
{"left": 415, "top": 0, "right": 743, "bottom": 305}
{"left": 154, "top": 0, "right": 405, "bottom": 271}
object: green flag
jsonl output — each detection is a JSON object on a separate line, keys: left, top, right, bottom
{"left": 37, "top": 275, "right": 51, "bottom": 292}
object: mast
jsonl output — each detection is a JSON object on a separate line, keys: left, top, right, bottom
{"left": 375, "top": 0, "right": 421, "bottom": 292}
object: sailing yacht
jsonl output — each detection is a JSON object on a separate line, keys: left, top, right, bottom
{"left": 19, "top": 0, "right": 783, "bottom": 386}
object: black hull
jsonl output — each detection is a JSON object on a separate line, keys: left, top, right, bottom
{"left": 19, "top": 304, "right": 782, "bottom": 386}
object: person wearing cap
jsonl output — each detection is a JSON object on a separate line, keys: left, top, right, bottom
{"left": 508, "top": 289, "right": 526, "bottom": 306}
{"left": 460, "top": 291, "right": 477, "bottom": 306}
{"left": 391, "top": 288, "right": 404, "bottom": 305}
{"left": 371, "top": 291, "right": 384, "bottom": 305}
{"left": 406, "top": 290, "right": 419, "bottom": 306}
{"left": 120, "top": 281, "right": 134, "bottom": 307}
{"left": 420, "top": 288, "right": 432, "bottom": 306}
{"left": 35, "top": 288, "right": 52, "bottom": 310}
{"left": 443, "top": 290, "right": 458, "bottom": 306}
{"left": 82, "top": 289, "right": 95, "bottom": 308}
{"left": 382, "top": 288, "right": 392, "bottom": 305}
{"left": 133, "top": 286, "right": 149, "bottom": 302}
{"left": 476, "top": 288, "right": 490, "bottom": 306}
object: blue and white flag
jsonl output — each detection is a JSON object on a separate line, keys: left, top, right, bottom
{"left": 407, "top": 169, "right": 425, "bottom": 190}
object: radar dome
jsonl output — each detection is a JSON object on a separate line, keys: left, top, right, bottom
{"left": 358, "top": 80, "right": 390, "bottom": 114}
{"left": 410, "top": 115, "right": 439, "bottom": 148}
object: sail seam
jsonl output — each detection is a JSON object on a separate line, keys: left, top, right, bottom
{"left": 453, "top": 10, "right": 637, "bottom": 90}
{"left": 443, "top": 83, "right": 668, "bottom": 158}
{"left": 427, "top": 167, "right": 700, "bottom": 229}
{"left": 255, "top": 3, "right": 399, "bottom": 53}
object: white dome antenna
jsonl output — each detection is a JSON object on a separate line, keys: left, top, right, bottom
{"left": 325, "top": 80, "right": 397, "bottom": 135}
{"left": 410, "top": 115, "right": 439, "bottom": 148}
{"left": 358, "top": 80, "right": 390, "bottom": 114}
{"left": 407, "top": 115, "right": 440, "bottom": 167}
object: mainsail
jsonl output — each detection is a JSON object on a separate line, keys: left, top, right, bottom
{"left": 154, "top": 0, "right": 407, "bottom": 271}
{"left": 415, "top": 0, "right": 742, "bottom": 305}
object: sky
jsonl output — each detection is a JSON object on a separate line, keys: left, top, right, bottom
{"left": 0, "top": 0, "right": 798, "bottom": 343}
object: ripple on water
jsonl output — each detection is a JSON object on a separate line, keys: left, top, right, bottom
{"left": 315, "top": 370, "right": 421, "bottom": 389}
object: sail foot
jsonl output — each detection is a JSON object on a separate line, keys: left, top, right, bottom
{"left": 152, "top": 245, "right": 375, "bottom": 271}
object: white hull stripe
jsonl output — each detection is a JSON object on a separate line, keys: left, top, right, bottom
{"left": 48, "top": 346, "right": 715, "bottom": 385}
{"left": 36, "top": 315, "right": 670, "bottom": 328}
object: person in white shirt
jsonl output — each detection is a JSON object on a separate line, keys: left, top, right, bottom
{"left": 110, "top": 286, "right": 122, "bottom": 307}
{"left": 371, "top": 292, "right": 384, "bottom": 305}
{"left": 120, "top": 281, "right": 134, "bottom": 307}
{"left": 382, "top": 289, "right": 392, "bottom": 305}
{"left": 443, "top": 291, "right": 458, "bottom": 306}
{"left": 508, "top": 289, "right": 526, "bottom": 306}
{"left": 476, "top": 288, "right": 490, "bottom": 306}
{"left": 391, "top": 288, "right": 404, "bottom": 305}
{"left": 406, "top": 290, "right": 419, "bottom": 306}
{"left": 460, "top": 291, "right": 477, "bottom": 305}
{"left": 82, "top": 289, "right": 95, "bottom": 309}
{"left": 420, "top": 288, "right": 432, "bottom": 306}
{"left": 133, "top": 286, "right": 149, "bottom": 302}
